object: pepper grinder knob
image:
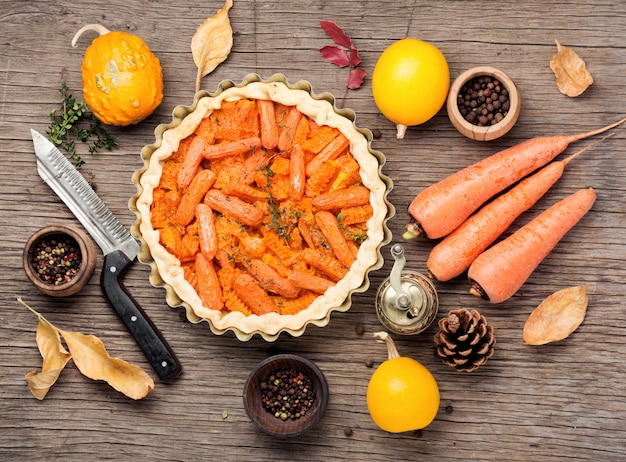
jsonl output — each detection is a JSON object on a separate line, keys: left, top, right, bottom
{"left": 375, "top": 244, "right": 439, "bottom": 335}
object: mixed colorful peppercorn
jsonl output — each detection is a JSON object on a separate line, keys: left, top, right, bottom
{"left": 260, "top": 368, "right": 315, "bottom": 421}
{"left": 31, "top": 234, "right": 82, "bottom": 285}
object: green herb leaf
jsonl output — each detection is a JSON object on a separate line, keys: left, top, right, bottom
{"left": 47, "top": 82, "right": 117, "bottom": 168}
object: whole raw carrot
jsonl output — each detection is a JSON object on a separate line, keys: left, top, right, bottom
{"left": 404, "top": 117, "right": 625, "bottom": 240}
{"left": 467, "top": 187, "right": 596, "bottom": 304}
{"left": 427, "top": 137, "right": 608, "bottom": 282}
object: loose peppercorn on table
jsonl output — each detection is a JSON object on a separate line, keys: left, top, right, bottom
{"left": 2, "top": 1, "right": 626, "bottom": 460}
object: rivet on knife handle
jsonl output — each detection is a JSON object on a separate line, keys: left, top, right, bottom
{"left": 101, "top": 250, "right": 183, "bottom": 382}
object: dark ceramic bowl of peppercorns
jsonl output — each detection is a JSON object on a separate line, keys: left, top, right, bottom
{"left": 243, "top": 354, "right": 329, "bottom": 437}
{"left": 23, "top": 225, "right": 97, "bottom": 297}
{"left": 447, "top": 66, "right": 521, "bottom": 141}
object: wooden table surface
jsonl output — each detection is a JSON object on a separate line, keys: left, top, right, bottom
{"left": 2, "top": 1, "right": 625, "bottom": 460}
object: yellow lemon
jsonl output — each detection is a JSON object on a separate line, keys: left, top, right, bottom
{"left": 372, "top": 38, "right": 450, "bottom": 139}
{"left": 367, "top": 332, "right": 440, "bottom": 432}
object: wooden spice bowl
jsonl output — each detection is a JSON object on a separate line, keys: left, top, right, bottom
{"left": 23, "top": 225, "right": 97, "bottom": 297}
{"left": 243, "top": 354, "right": 329, "bottom": 437}
{"left": 447, "top": 66, "right": 521, "bottom": 141}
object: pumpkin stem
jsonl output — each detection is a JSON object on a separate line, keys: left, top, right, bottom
{"left": 396, "top": 124, "right": 408, "bottom": 140}
{"left": 71, "top": 24, "right": 111, "bottom": 47}
{"left": 373, "top": 331, "right": 401, "bottom": 360}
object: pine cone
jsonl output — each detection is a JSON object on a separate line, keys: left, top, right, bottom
{"left": 434, "top": 309, "right": 495, "bottom": 372}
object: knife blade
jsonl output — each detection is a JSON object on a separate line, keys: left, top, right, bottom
{"left": 31, "top": 129, "right": 182, "bottom": 382}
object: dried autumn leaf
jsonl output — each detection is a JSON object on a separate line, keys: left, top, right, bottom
{"left": 550, "top": 39, "right": 594, "bottom": 97}
{"left": 523, "top": 285, "right": 589, "bottom": 345}
{"left": 191, "top": 0, "right": 234, "bottom": 93}
{"left": 25, "top": 308, "right": 72, "bottom": 400}
{"left": 59, "top": 329, "right": 155, "bottom": 400}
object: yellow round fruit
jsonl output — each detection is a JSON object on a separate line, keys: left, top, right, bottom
{"left": 72, "top": 24, "right": 164, "bottom": 126}
{"left": 367, "top": 332, "right": 440, "bottom": 433}
{"left": 372, "top": 38, "right": 450, "bottom": 139}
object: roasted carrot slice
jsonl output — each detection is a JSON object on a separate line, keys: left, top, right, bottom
{"left": 233, "top": 273, "right": 278, "bottom": 315}
{"left": 278, "top": 106, "right": 304, "bottom": 151}
{"left": 175, "top": 169, "right": 216, "bottom": 226}
{"left": 177, "top": 135, "right": 206, "bottom": 189}
{"left": 301, "top": 125, "right": 339, "bottom": 154}
{"left": 289, "top": 144, "right": 306, "bottom": 201}
{"left": 301, "top": 248, "right": 348, "bottom": 282}
{"left": 305, "top": 159, "right": 339, "bottom": 198}
{"left": 339, "top": 204, "right": 373, "bottom": 226}
{"left": 202, "top": 136, "right": 261, "bottom": 160}
{"left": 195, "top": 253, "right": 224, "bottom": 311}
{"left": 245, "top": 259, "right": 300, "bottom": 298}
{"left": 196, "top": 203, "right": 218, "bottom": 260}
{"left": 315, "top": 210, "right": 356, "bottom": 268}
{"left": 305, "top": 133, "right": 350, "bottom": 177}
{"left": 288, "top": 270, "right": 335, "bottom": 294}
{"left": 312, "top": 185, "right": 370, "bottom": 211}
{"left": 204, "top": 189, "right": 265, "bottom": 227}
{"left": 243, "top": 146, "right": 274, "bottom": 185}
{"left": 257, "top": 99, "right": 280, "bottom": 150}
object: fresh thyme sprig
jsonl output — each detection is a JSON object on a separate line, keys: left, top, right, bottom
{"left": 47, "top": 83, "right": 117, "bottom": 167}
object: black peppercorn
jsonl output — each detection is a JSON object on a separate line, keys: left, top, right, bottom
{"left": 457, "top": 75, "right": 510, "bottom": 127}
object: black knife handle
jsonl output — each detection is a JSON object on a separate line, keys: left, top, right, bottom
{"left": 100, "top": 250, "right": 182, "bottom": 382}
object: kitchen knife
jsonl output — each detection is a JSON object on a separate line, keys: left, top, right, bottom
{"left": 31, "top": 129, "right": 182, "bottom": 382}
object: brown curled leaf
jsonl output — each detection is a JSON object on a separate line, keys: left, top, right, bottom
{"left": 523, "top": 285, "right": 589, "bottom": 345}
{"left": 549, "top": 39, "right": 593, "bottom": 97}
{"left": 191, "top": 0, "right": 234, "bottom": 92}
{"left": 59, "top": 329, "right": 155, "bottom": 400}
{"left": 18, "top": 298, "right": 72, "bottom": 400}
{"left": 20, "top": 298, "right": 154, "bottom": 400}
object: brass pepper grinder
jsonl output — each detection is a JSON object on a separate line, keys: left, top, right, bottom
{"left": 375, "top": 244, "right": 439, "bottom": 335}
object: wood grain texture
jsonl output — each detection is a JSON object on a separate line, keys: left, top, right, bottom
{"left": 1, "top": 0, "right": 626, "bottom": 460}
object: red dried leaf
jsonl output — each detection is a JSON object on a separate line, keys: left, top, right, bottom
{"left": 348, "top": 68, "right": 366, "bottom": 89}
{"left": 320, "top": 45, "right": 350, "bottom": 67}
{"left": 349, "top": 47, "right": 362, "bottom": 67}
{"left": 320, "top": 20, "right": 353, "bottom": 49}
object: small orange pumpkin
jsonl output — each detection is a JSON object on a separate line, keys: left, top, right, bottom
{"left": 72, "top": 24, "right": 164, "bottom": 126}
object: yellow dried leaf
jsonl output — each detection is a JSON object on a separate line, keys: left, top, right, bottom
{"left": 523, "top": 285, "right": 589, "bottom": 345}
{"left": 59, "top": 329, "right": 155, "bottom": 400}
{"left": 19, "top": 298, "right": 72, "bottom": 400}
{"left": 20, "top": 298, "right": 155, "bottom": 400}
{"left": 549, "top": 39, "right": 593, "bottom": 97}
{"left": 191, "top": 0, "right": 233, "bottom": 92}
